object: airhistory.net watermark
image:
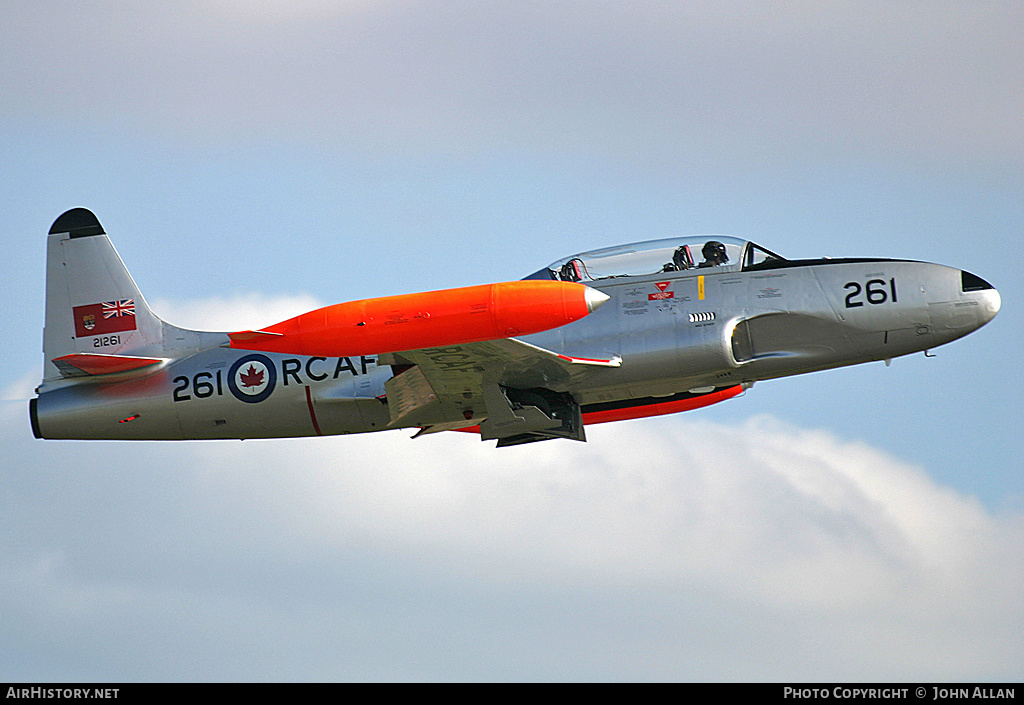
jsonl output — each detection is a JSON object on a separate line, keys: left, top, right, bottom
{"left": 6, "top": 689, "right": 118, "bottom": 699}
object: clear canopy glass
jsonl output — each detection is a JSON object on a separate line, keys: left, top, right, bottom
{"left": 525, "top": 236, "right": 784, "bottom": 282}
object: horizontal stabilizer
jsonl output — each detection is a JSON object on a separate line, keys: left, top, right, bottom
{"left": 51, "top": 353, "right": 166, "bottom": 377}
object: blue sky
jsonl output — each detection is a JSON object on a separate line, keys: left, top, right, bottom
{"left": 1, "top": 1, "right": 1021, "bottom": 681}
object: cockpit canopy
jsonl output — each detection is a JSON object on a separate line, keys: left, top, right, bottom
{"left": 524, "top": 236, "right": 785, "bottom": 282}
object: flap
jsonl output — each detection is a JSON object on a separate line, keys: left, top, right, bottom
{"left": 379, "top": 338, "right": 619, "bottom": 431}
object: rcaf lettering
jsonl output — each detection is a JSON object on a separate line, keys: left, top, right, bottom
{"left": 334, "top": 357, "right": 358, "bottom": 377}
{"left": 306, "top": 357, "right": 329, "bottom": 381}
{"left": 172, "top": 355, "right": 377, "bottom": 402}
{"left": 282, "top": 358, "right": 302, "bottom": 386}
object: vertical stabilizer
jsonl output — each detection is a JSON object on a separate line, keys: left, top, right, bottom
{"left": 42, "top": 208, "right": 169, "bottom": 382}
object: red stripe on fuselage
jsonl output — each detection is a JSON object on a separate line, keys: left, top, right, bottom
{"left": 304, "top": 386, "right": 323, "bottom": 436}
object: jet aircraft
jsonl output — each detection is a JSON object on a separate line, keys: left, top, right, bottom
{"left": 31, "top": 208, "right": 1000, "bottom": 447}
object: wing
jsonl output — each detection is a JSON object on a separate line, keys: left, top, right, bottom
{"left": 378, "top": 338, "right": 621, "bottom": 444}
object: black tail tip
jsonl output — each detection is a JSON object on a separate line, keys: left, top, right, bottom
{"left": 49, "top": 208, "right": 105, "bottom": 238}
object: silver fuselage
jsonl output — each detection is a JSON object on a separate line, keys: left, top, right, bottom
{"left": 33, "top": 252, "right": 999, "bottom": 441}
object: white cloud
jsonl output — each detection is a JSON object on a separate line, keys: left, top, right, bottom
{"left": 3, "top": 394, "right": 1020, "bottom": 679}
{"left": 149, "top": 292, "right": 325, "bottom": 331}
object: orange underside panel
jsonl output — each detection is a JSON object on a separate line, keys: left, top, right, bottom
{"left": 579, "top": 385, "right": 744, "bottom": 425}
{"left": 452, "top": 385, "right": 744, "bottom": 435}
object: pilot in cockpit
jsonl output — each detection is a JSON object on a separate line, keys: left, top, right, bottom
{"left": 698, "top": 240, "right": 729, "bottom": 268}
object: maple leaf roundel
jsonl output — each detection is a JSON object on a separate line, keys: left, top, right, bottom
{"left": 227, "top": 354, "right": 277, "bottom": 404}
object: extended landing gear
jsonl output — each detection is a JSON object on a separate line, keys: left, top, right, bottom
{"left": 480, "top": 386, "right": 585, "bottom": 447}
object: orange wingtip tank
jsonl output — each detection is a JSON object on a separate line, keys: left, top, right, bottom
{"left": 228, "top": 280, "right": 610, "bottom": 357}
